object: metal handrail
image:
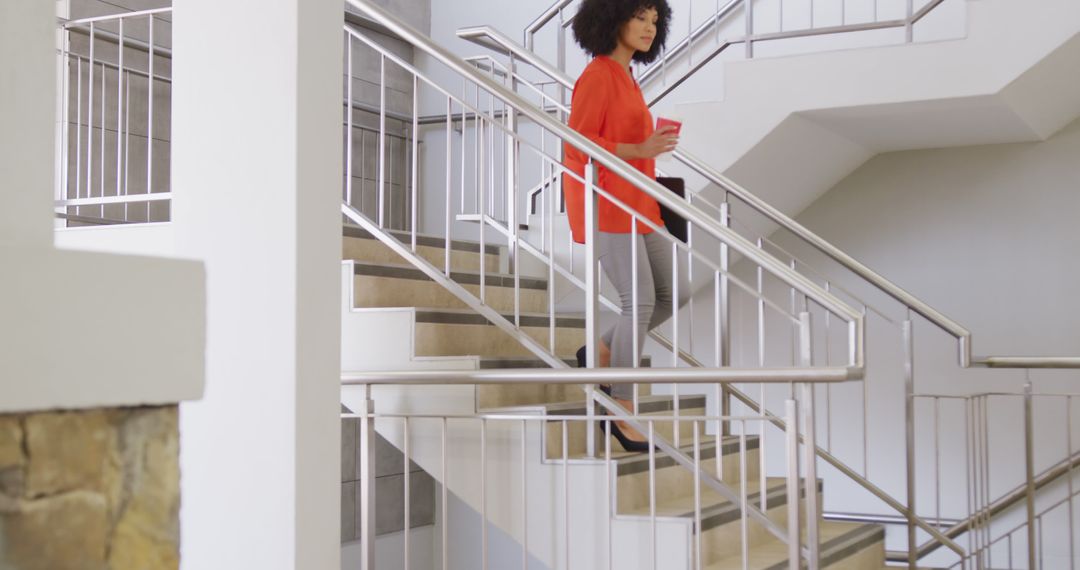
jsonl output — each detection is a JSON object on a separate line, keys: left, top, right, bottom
{"left": 451, "top": 22, "right": 1080, "bottom": 371}
{"left": 342, "top": 366, "right": 859, "bottom": 385}
{"left": 345, "top": 0, "right": 866, "bottom": 351}
{"left": 524, "top": 0, "right": 576, "bottom": 49}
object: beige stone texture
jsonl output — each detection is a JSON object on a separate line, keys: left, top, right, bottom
{"left": 24, "top": 411, "right": 111, "bottom": 499}
{"left": 0, "top": 406, "right": 179, "bottom": 570}
{"left": 107, "top": 408, "right": 180, "bottom": 570}
{"left": 0, "top": 491, "right": 108, "bottom": 570}
{"left": 0, "top": 418, "right": 24, "bottom": 499}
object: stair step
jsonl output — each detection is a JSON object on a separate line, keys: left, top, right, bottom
{"left": 613, "top": 435, "right": 762, "bottom": 515}
{"left": 704, "top": 521, "right": 884, "bottom": 570}
{"left": 623, "top": 477, "right": 819, "bottom": 533}
{"left": 352, "top": 262, "right": 549, "bottom": 313}
{"left": 545, "top": 395, "right": 709, "bottom": 461}
{"left": 414, "top": 308, "right": 584, "bottom": 358}
{"left": 353, "top": 262, "right": 547, "bottom": 290}
{"left": 414, "top": 308, "right": 584, "bottom": 329}
{"left": 343, "top": 225, "right": 499, "bottom": 273}
{"left": 623, "top": 475, "right": 823, "bottom": 562}
{"left": 343, "top": 224, "right": 500, "bottom": 256}
{"left": 477, "top": 355, "right": 652, "bottom": 369}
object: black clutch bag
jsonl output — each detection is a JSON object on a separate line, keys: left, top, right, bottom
{"left": 656, "top": 176, "right": 687, "bottom": 243}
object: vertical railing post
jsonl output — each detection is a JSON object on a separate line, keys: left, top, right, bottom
{"left": 584, "top": 161, "right": 599, "bottom": 457}
{"left": 799, "top": 312, "right": 820, "bottom": 570}
{"left": 785, "top": 398, "right": 801, "bottom": 570}
{"left": 358, "top": 384, "right": 377, "bottom": 570}
{"left": 905, "top": 0, "right": 915, "bottom": 42}
{"left": 718, "top": 201, "right": 732, "bottom": 437}
{"left": 1025, "top": 382, "right": 1037, "bottom": 570}
{"left": 744, "top": 0, "right": 754, "bottom": 58}
{"left": 903, "top": 318, "right": 917, "bottom": 570}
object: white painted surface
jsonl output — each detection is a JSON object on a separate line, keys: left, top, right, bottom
{"left": 172, "top": 0, "right": 342, "bottom": 568}
{"left": 343, "top": 525, "right": 437, "bottom": 570}
{"left": 1, "top": 0, "right": 56, "bottom": 247}
{"left": 672, "top": 116, "right": 1080, "bottom": 567}
{"left": 0, "top": 245, "right": 205, "bottom": 413}
{"left": 673, "top": 0, "right": 1080, "bottom": 235}
{"left": 55, "top": 223, "right": 177, "bottom": 256}
{"left": 0, "top": 0, "right": 204, "bottom": 416}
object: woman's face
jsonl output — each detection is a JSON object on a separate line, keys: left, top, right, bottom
{"left": 617, "top": 6, "right": 659, "bottom": 55}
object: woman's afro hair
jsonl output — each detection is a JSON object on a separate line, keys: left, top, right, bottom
{"left": 571, "top": 0, "right": 672, "bottom": 64}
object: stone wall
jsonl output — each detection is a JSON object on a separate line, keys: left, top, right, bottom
{"left": 0, "top": 406, "right": 180, "bottom": 570}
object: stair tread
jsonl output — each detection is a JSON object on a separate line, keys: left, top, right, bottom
{"left": 621, "top": 477, "right": 823, "bottom": 534}
{"left": 541, "top": 393, "right": 707, "bottom": 416}
{"left": 343, "top": 224, "right": 500, "bottom": 255}
{"left": 414, "top": 307, "right": 585, "bottom": 328}
{"left": 558, "top": 435, "right": 759, "bottom": 465}
{"left": 620, "top": 477, "right": 790, "bottom": 519}
{"left": 704, "top": 521, "right": 883, "bottom": 570}
{"left": 352, "top": 261, "right": 548, "bottom": 291}
{"left": 477, "top": 355, "right": 654, "bottom": 369}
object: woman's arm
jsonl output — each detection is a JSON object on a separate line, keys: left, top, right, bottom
{"left": 568, "top": 69, "right": 678, "bottom": 162}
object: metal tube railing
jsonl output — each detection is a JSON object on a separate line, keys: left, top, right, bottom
{"left": 453, "top": 20, "right": 1080, "bottom": 372}
{"left": 348, "top": 1, "right": 864, "bottom": 339}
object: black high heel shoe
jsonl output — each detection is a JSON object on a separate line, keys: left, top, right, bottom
{"left": 607, "top": 420, "right": 653, "bottom": 453}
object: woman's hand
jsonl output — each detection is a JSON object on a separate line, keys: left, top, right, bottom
{"left": 627, "top": 125, "right": 679, "bottom": 160}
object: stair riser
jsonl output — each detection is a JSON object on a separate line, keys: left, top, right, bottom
{"left": 617, "top": 447, "right": 762, "bottom": 514}
{"left": 545, "top": 406, "right": 708, "bottom": 461}
{"left": 414, "top": 322, "right": 583, "bottom": 359}
{"left": 343, "top": 236, "right": 499, "bottom": 273}
{"left": 354, "top": 275, "right": 548, "bottom": 313}
{"left": 478, "top": 384, "right": 584, "bottom": 410}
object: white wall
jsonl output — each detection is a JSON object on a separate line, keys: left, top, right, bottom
{"left": 172, "top": 0, "right": 342, "bottom": 568}
{"left": 665, "top": 115, "right": 1080, "bottom": 566}
{"left": 2, "top": 0, "right": 57, "bottom": 247}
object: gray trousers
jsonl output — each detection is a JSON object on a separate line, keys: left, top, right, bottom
{"left": 597, "top": 229, "right": 692, "bottom": 399}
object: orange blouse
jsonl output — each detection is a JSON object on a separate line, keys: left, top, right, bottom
{"left": 563, "top": 56, "right": 662, "bottom": 244}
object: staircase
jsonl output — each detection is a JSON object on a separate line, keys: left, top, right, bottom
{"left": 338, "top": 225, "right": 891, "bottom": 569}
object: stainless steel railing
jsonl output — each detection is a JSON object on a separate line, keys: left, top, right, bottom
{"left": 907, "top": 387, "right": 1080, "bottom": 569}
{"left": 341, "top": 0, "right": 871, "bottom": 567}
{"left": 454, "top": 10, "right": 1080, "bottom": 569}
{"left": 343, "top": 370, "right": 846, "bottom": 570}
{"left": 518, "top": 0, "right": 961, "bottom": 109}
{"left": 56, "top": 8, "right": 173, "bottom": 226}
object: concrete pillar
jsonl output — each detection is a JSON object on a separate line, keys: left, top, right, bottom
{"left": 0, "top": 0, "right": 56, "bottom": 247}
{"left": 171, "top": 0, "right": 343, "bottom": 568}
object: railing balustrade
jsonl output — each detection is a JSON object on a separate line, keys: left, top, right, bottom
{"left": 56, "top": 8, "right": 173, "bottom": 226}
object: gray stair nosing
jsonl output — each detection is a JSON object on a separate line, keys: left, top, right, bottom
{"left": 478, "top": 355, "right": 653, "bottom": 369}
{"left": 691, "top": 479, "right": 822, "bottom": 533}
{"left": 617, "top": 479, "right": 820, "bottom": 534}
{"left": 343, "top": 224, "right": 500, "bottom": 256}
{"left": 616, "top": 435, "right": 761, "bottom": 477}
{"left": 415, "top": 308, "right": 585, "bottom": 329}
{"left": 545, "top": 394, "right": 708, "bottom": 418}
{"left": 760, "top": 523, "right": 884, "bottom": 570}
{"left": 353, "top": 261, "right": 548, "bottom": 291}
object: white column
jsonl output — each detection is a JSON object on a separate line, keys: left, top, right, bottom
{"left": 0, "top": 0, "right": 55, "bottom": 246}
{"left": 172, "top": 0, "right": 342, "bottom": 568}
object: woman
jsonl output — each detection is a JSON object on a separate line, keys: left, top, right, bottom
{"left": 564, "top": 0, "right": 692, "bottom": 451}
